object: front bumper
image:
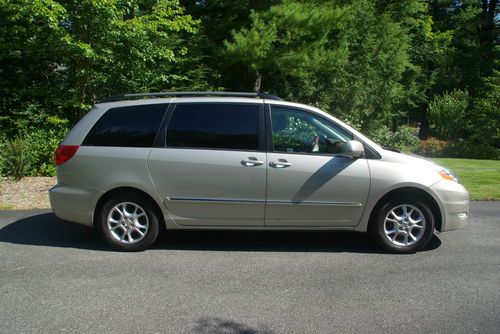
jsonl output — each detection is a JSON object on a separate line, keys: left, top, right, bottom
{"left": 430, "top": 180, "right": 470, "bottom": 232}
{"left": 49, "top": 184, "right": 101, "bottom": 227}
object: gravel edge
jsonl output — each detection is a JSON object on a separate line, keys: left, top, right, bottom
{"left": 0, "top": 177, "right": 56, "bottom": 210}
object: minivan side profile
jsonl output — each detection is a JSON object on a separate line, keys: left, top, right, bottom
{"left": 49, "top": 92, "right": 469, "bottom": 253}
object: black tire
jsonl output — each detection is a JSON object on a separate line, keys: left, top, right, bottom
{"left": 370, "top": 197, "right": 435, "bottom": 254}
{"left": 98, "top": 192, "right": 160, "bottom": 251}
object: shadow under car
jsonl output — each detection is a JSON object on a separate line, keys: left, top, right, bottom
{"left": 0, "top": 212, "right": 441, "bottom": 253}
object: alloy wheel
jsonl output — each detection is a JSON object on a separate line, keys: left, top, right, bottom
{"left": 383, "top": 204, "right": 426, "bottom": 247}
{"left": 106, "top": 202, "right": 149, "bottom": 244}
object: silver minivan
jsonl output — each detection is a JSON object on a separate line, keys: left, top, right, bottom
{"left": 49, "top": 92, "right": 469, "bottom": 253}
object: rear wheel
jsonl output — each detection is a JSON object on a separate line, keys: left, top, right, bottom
{"left": 370, "top": 197, "right": 435, "bottom": 253}
{"left": 98, "top": 192, "right": 160, "bottom": 251}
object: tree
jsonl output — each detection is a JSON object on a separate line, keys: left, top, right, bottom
{"left": 223, "top": 0, "right": 411, "bottom": 131}
{"left": 180, "top": 0, "right": 280, "bottom": 91}
{"left": 0, "top": 0, "right": 206, "bottom": 134}
{"left": 0, "top": 0, "right": 75, "bottom": 133}
{"left": 469, "top": 68, "right": 500, "bottom": 149}
{"left": 52, "top": 0, "right": 205, "bottom": 111}
{"left": 428, "top": 89, "right": 469, "bottom": 140}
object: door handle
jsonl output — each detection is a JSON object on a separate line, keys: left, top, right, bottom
{"left": 269, "top": 159, "right": 292, "bottom": 168}
{"left": 242, "top": 157, "right": 264, "bottom": 166}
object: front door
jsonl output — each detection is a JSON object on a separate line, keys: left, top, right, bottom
{"left": 148, "top": 102, "right": 266, "bottom": 226}
{"left": 265, "top": 106, "right": 370, "bottom": 227}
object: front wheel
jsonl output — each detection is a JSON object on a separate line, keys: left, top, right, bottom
{"left": 98, "top": 193, "right": 160, "bottom": 251}
{"left": 370, "top": 197, "right": 435, "bottom": 253}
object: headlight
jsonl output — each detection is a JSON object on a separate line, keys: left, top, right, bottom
{"left": 435, "top": 165, "right": 459, "bottom": 183}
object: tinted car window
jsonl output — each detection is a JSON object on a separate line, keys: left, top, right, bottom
{"left": 166, "top": 103, "right": 259, "bottom": 150}
{"left": 83, "top": 104, "right": 167, "bottom": 147}
{"left": 271, "top": 106, "right": 352, "bottom": 154}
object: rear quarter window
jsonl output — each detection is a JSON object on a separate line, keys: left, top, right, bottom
{"left": 83, "top": 104, "right": 167, "bottom": 147}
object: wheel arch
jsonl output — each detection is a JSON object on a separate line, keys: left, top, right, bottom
{"left": 368, "top": 187, "right": 443, "bottom": 232}
{"left": 93, "top": 186, "right": 166, "bottom": 230}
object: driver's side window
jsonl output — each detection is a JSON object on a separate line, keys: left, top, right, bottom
{"left": 270, "top": 107, "right": 352, "bottom": 154}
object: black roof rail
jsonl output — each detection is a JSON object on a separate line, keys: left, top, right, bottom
{"left": 100, "top": 91, "right": 282, "bottom": 103}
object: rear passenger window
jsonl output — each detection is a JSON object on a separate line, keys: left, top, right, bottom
{"left": 83, "top": 104, "right": 167, "bottom": 147}
{"left": 166, "top": 103, "right": 259, "bottom": 150}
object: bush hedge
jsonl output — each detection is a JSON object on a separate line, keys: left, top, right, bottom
{"left": 368, "top": 125, "right": 420, "bottom": 153}
{"left": 428, "top": 90, "right": 469, "bottom": 140}
{"left": 1, "top": 138, "right": 32, "bottom": 180}
{"left": 417, "top": 137, "right": 499, "bottom": 160}
{"left": 0, "top": 116, "right": 69, "bottom": 179}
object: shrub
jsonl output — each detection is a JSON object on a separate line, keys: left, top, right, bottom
{"left": 428, "top": 90, "right": 469, "bottom": 140}
{"left": 0, "top": 139, "right": 4, "bottom": 174}
{"left": 0, "top": 114, "right": 69, "bottom": 178}
{"left": 0, "top": 149, "right": 3, "bottom": 189}
{"left": 468, "top": 77, "right": 500, "bottom": 149}
{"left": 368, "top": 125, "right": 393, "bottom": 148}
{"left": 416, "top": 137, "right": 499, "bottom": 160}
{"left": 442, "top": 140, "right": 500, "bottom": 160}
{"left": 417, "top": 138, "right": 449, "bottom": 157}
{"left": 24, "top": 126, "right": 69, "bottom": 176}
{"left": 391, "top": 126, "right": 420, "bottom": 152}
{"left": 8, "top": 114, "right": 71, "bottom": 177}
{"left": 1, "top": 138, "right": 32, "bottom": 180}
{"left": 368, "top": 125, "right": 420, "bottom": 152}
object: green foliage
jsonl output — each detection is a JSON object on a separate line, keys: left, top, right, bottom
{"left": 442, "top": 140, "right": 500, "bottom": 160}
{"left": 368, "top": 126, "right": 394, "bottom": 149}
{"left": 1, "top": 138, "right": 32, "bottom": 180}
{"left": 0, "top": 109, "right": 69, "bottom": 176}
{"left": 417, "top": 136, "right": 499, "bottom": 160}
{"left": 224, "top": 0, "right": 348, "bottom": 93}
{"left": 24, "top": 114, "right": 69, "bottom": 176}
{"left": 0, "top": 0, "right": 76, "bottom": 133}
{"left": 0, "top": 0, "right": 208, "bottom": 135}
{"left": 391, "top": 126, "right": 421, "bottom": 152}
{"left": 329, "top": 1, "right": 410, "bottom": 129}
{"left": 428, "top": 90, "right": 469, "bottom": 140}
{"left": 0, "top": 132, "right": 5, "bottom": 176}
{"left": 0, "top": 0, "right": 498, "bottom": 165}
{"left": 468, "top": 70, "right": 500, "bottom": 149}
{"left": 369, "top": 126, "right": 420, "bottom": 152}
{"left": 0, "top": 144, "right": 3, "bottom": 185}
{"left": 24, "top": 127, "right": 69, "bottom": 176}
{"left": 223, "top": 0, "right": 411, "bottom": 129}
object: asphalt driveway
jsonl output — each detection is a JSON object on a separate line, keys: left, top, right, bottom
{"left": 0, "top": 202, "right": 499, "bottom": 333}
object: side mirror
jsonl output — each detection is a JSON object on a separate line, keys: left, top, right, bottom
{"left": 339, "top": 140, "right": 364, "bottom": 158}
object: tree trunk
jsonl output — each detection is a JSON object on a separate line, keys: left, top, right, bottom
{"left": 480, "top": 0, "right": 497, "bottom": 46}
{"left": 252, "top": 70, "right": 262, "bottom": 92}
{"left": 419, "top": 107, "right": 430, "bottom": 140}
{"left": 391, "top": 118, "right": 397, "bottom": 132}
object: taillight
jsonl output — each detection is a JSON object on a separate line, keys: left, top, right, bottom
{"left": 54, "top": 145, "right": 79, "bottom": 166}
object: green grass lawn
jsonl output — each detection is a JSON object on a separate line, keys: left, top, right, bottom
{"left": 433, "top": 158, "right": 500, "bottom": 201}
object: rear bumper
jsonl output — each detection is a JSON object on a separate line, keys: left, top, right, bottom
{"left": 430, "top": 180, "right": 470, "bottom": 232}
{"left": 49, "top": 184, "right": 101, "bottom": 227}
